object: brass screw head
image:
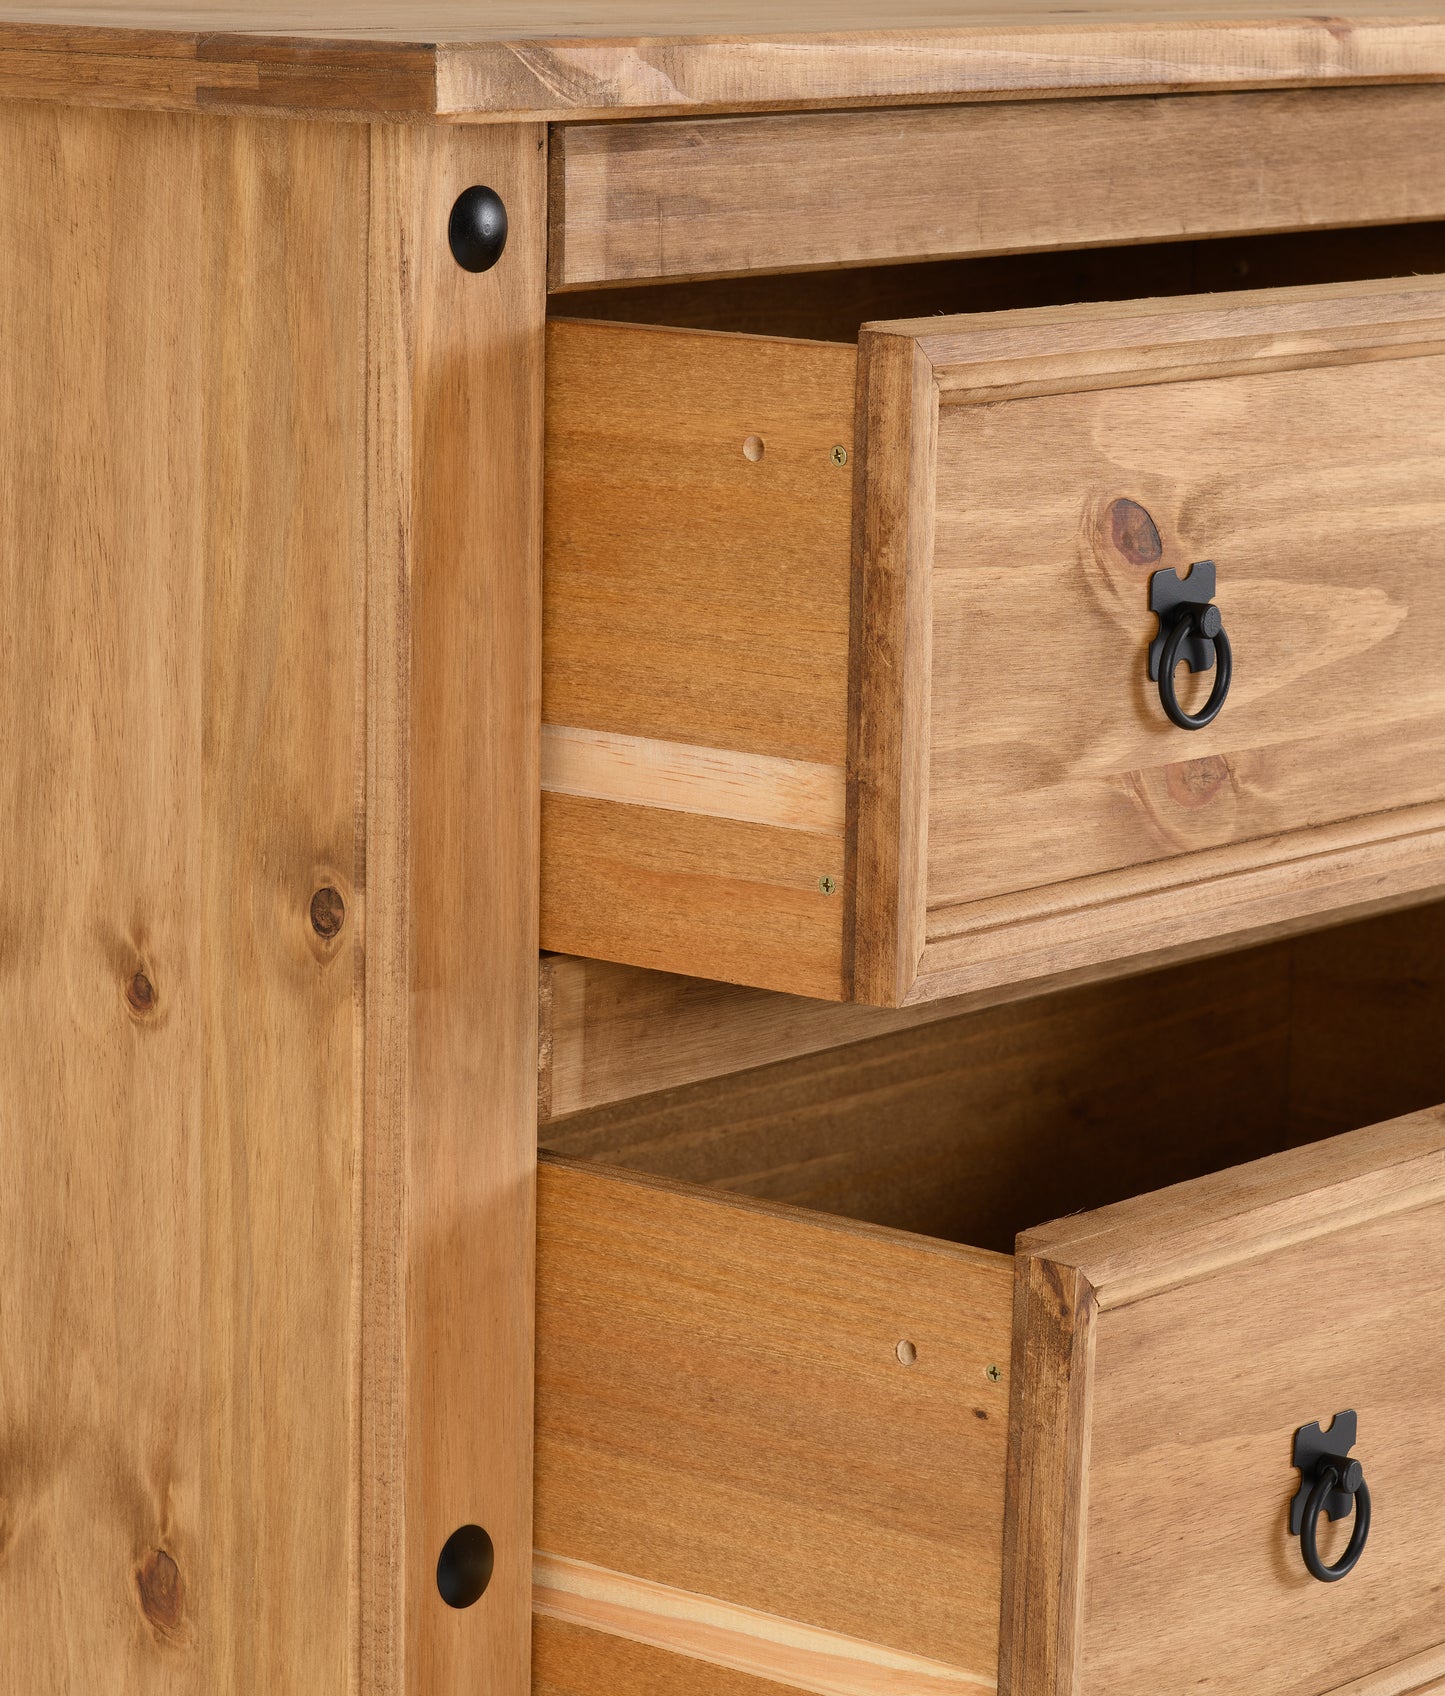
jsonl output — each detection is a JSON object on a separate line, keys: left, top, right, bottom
{"left": 986, "top": 1363, "right": 1003, "bottom": 1383}
{"left": 817, "top": 875, "right": 837, "bottom": 895}
{"left": 831, "top": 445, "right": 849, "bottom": 468}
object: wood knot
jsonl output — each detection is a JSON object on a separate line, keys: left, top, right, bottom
{"left": 1106, "top": 498, "right": 1163, "bottom": 566}
{"left": 1165, "top": 754, "right": 1232, "bottom": 810}
{"left": 136, "top": 1548, "right": 184, "bottom": 1635}
{"left": 309, "top": 887, "right": 345, "bottom": 940}
{"left": 125, "top": 972, "right": 156, "bottom": 1014}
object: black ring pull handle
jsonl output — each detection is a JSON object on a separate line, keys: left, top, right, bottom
{"left": 1300, "top": 1461, "right": 1371, "bottom": 1583}
{"left": 1148, "top": 562, "right": 1233, "bottom": 731}
{"left": 1291, "top": 1412, "right": 1372, "bottom": 1584}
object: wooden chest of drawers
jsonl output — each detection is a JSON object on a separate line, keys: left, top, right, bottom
{"left": 5, "top": 10, "right": 1445, "bottom": 1696}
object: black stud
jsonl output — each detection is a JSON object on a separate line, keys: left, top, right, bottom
{"left": 448, "top": 186, "right": 508, "bottom": 273}
{"left": 436, "top": 1524, "right": 494, "bottom": 1609}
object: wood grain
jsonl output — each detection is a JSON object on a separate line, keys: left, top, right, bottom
{"left": 538, "top": 895, "right": 1445, "bottom": 1118}
{"left": 1287, "top": 900, "right": 1445, "bottom": 1143}
{"left": 535, "top": 1615, "right": 799, "bottom": 1696}
{"left": 543, "top": 319, "right": 855, "bottom": 766}
{"left": 550, "top": 88, "right": 1445, "bottom": 289}
{"left": 7, "top": 7, "right": 1445, "bottom": 121}
{"left": 0, "top": 103, "right": 365, "bottom": 1693}
{"left": 532, "top": 1555, "right": 991, "bottom": 1696}
{"left": 535, "top": 1157, "right": 1012, "bottom": 1678}
{"left": 539, "top": 908, "right": 1445, "bottom": 1696}
{"left": 539, "top": 939, "right": 1308, "bottom": 1251}
{"left": 542, "top": 726, "right": 845, "bottom": 835}
{"left": 367, "top": 120, "right": 545, "bottom": 1696}
{"left": 1006, "top": 1108, "right": 1445, "bottom": 1696}
{"left": 852, "top": 273, "right": 1445, "bottom": 1002}
{"left": 541, "top": 791, "right": 847, "bottom": 1001}
{"left": 541, "top": 318, "right": 854, "bottom": 995}
{"left": 850, "top": 331, "right": 936, "bottom": 1004}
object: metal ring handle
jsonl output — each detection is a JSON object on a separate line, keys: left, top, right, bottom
{"left": 1300, "top": 1462, "right": 1371, "bottom": 1583}
{"left": 1158, "top": 606, "right": 1232, "bottom": 731}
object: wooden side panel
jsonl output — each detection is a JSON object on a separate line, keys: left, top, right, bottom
{"left": 1006, "top": 1110, "right": 1445, "bottom": 1696}
{"left": 550, "top": 88, "right": 1445, "bottom": 288}
{"left": 0, "top": 104, "right": 364, "bottom": 1693}
{"left": 368, "top": 122, "right": 546, "bottom": 1696}
{"left": 541, "top": 318, "right": 854, "bottom": 996}
{"left": 1287, "top": 900, "right": 1445, "bottom": 1143}
{"left": 543, "top": 319, "right": 854, "bottom": 765}
{"left": 535, "top": 1158, "right": 1012, "bottom": 1679}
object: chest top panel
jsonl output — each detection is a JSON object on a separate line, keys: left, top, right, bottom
{"left": 2, "top": 0, "right": 1445, "bottom": 120}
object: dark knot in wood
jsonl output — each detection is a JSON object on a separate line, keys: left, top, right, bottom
{"left": 310, "top": 887, "right": 346, "bottom": 940}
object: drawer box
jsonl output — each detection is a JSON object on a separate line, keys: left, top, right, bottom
{"left": 541, "top": 275, "right": 1445, "bottom": 1004}
{"left": 535, "top": 909, "right": 1445, "bottom": 1696}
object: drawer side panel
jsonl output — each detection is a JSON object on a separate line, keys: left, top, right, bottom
{"left": 535, "top": 1158, "right": 1012, "bottom": 1678}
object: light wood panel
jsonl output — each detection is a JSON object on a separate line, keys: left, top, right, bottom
{"left": 533, "top": 1555, "right": 990, "bottom": 1696}
{"left": 541, "top": 318, "right": 854, "bottom": 997}
{"left": 0, "top": 103, "right": 365, "bottom": 1693}
{"left": 550, "top": 88, "right": 1445, "bottom": 289}
{"left": 1005, "top": 1108, "right": 1445, "bottom": 1696}
{"left": 367, "top": 121, "right": 546, "bottom": 1696}
{"left": 0, "top": 100, "right": 546, "bottom": 1696}
{"left": 543, "top": 319, "right": 854, "bottom": 765}
{"left": 535, "top": 1157, "right": 1012, "bottom": 1678}
{"left": 6, "top": 6, "right": 1445, "bottom": 121}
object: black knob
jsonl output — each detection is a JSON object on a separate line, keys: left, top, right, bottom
{"left": 449, "top": 186, "right": 508, "bottom": 273}
{"left": 436, "top": 1524, "right": 495, "bottom": 1608}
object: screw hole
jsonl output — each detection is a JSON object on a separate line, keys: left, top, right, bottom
{"left": 896, "top": 1339, "right": 917, "bottom": 1366}
{"left": 437, "top": 1524, "right": 494, "bottom": 1609}
{"left": 743, "top": 435, "right": 765, "bottom": 463}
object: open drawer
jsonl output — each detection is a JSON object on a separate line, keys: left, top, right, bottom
{"left": 541, "top": 267, "right": 1445, "bottom": 1005}
{"left": 535, "top": 905, "right": 1445, "bottom": 1696}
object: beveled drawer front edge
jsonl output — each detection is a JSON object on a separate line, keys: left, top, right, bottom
{"left": 909, "top": 809, "right": 1445, "bottom": 1005}
{"left": 1324, "top": 1643, "right": 1445, "bottom": 1696}
{"left": 532, "top": 1554, "right": 993, "bottom": 1696}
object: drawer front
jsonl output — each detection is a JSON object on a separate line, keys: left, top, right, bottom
{"left": 855, "top": 276, "right": 1445, "bottom": 1003}
{"left": 1006, "top": 1109, "right": 1445, "bottom": 1696}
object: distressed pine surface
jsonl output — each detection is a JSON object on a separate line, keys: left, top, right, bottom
{"left": 549, "top": 87, "right": 1445, "bottom": 288}
{"left": 0, "top": 102, "right": 545, "bottom": 1696}
{"left": 0, "top": 102, "right": 366, "bottom": 1693}
{"left": 6, "top": 4, "right": 1445, "bottom": 120}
